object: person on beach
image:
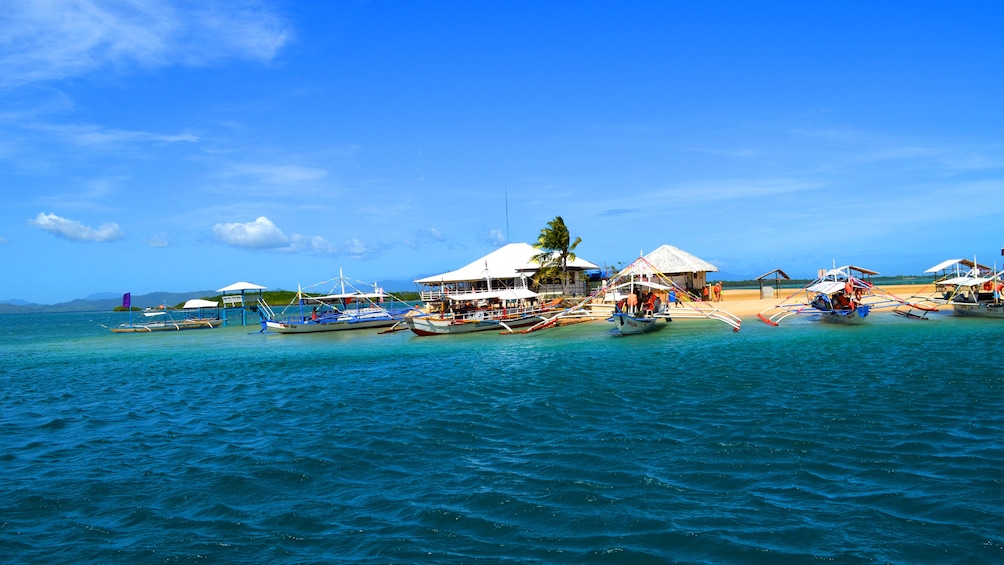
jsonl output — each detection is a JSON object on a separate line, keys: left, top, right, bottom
{"left": 626, "top": 292, "right": 638, "bottom": 314}
{"left": 702, "top": 286, "right": 709, "bottom": 302}
{"left": 713, "top": 281, "right": 722, "bottom": 302}
{"left": 668, "top": 288, "right": 677, "bottom": 308}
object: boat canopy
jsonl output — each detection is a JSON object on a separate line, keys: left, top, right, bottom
{"left": 183, "top": 299, "right": 219, "bottom": 309}
{"left": 446, "top": 288, "right": 539, "bottom": 301}
{"left": 308, "top": 291, "right": 386, "bottom": 301}
{"left": 807, "top": 280, "right": 848, "bottom": 295}
{"left": 606, "top": 280, "right": 675, "bottom": 292}
{"left": 925, "top": 258, "right": 993, "bottom": 274}
{"left": 938, "top": 275, "right": 995, "bottom": 287}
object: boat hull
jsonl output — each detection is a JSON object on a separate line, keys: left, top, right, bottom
{"left": 110, "top": 318, "right": 223, "bottom": 333}
{"left": 264, "top": 318, "right": 399, "bottom": 333}
{"left": 608, "top": 312, "right": 662, "bottom": 336}
{"left": 405, "top": 314, "right": 544, "bottom": 336}
{"left": 952, "top": 303, "right": 1004, "bottom": 318}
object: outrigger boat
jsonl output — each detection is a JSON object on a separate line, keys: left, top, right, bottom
{"left": 406, "top": 242, "right": 601, "bottom": 336}
{"left": 910, "top": 258, "right": 1004, "bottom": 319}
{"left": 404, "top": 294, "right": 563, "bottom": 336}
{"left": 261, "top": 272, "right": 418, "bottom": 334}
{"left": 107, "top": 295, "right": 222, "bottom": 333}
{"left": 521, "top": 255, "right": 742, "bottom": 335}
{"left": 758, "top": 264, "right": 935, "bottom": 326}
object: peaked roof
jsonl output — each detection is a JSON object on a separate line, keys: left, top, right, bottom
{"left": 415, "top": 242, "right": 600, "bottom": 284}
{"left": 217, "top": 281, "right": 267, "bottom": 293}
{"left": 639, "top": 245, "right": 718, "bottom": 274}
{"left": 183, "top": 298, "right": 219, "bottom": 309}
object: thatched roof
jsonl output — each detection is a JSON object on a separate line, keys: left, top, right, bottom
{"left": 641, "top": 245, "right": 718, "bottom": 274}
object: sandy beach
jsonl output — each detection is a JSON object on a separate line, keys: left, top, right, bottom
{"left": 700, "top": 284, "right": 937, "bottom": 318}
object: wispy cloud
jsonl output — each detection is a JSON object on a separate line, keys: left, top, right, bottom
{"left": 0, "top": 0, "right": 293, "bottom": 87}
{"left": 28, "top": 212, "right": 124, "bottom": 242}
{"left": 26, "top": 122, "right": 199, "bottom": 149}
{"left": 218, "top": 162, "right": 328, "bottom": 185}
{"left": 144, "top": 234, "right": 169, "bottom": 248}
{"left": 0, "top": 237, "right": 8, "bottom": 244}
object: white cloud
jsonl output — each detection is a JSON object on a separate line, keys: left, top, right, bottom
{"left": 213, "top": 216, "right": 338, "bottom": 254}
{"left": 212, "top": 216, "right": 289, "bottom": 249}
{"left": 0, "top": 0, "right": 292, "bottom": 87}
{"left": 28, "top": 212, "right": 124, "bottom": 242}
{"left": 145, "top": 234, "right": 169, "bottom": 248}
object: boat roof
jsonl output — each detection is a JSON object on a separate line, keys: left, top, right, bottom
{"left": 447, "top": 288, "right": 539, "bottom": 301}
{"left": 183, "top": 299, "right": 219, "bottom": 309}
{"left": 938, "top": 275, "right": 996, "bottom": 287}
{"left": 807, "top": 280, "right": 849, "bottom": 294}
{"left": 925, "top": 258, "right": 993, "bottom": 274}
{"left": 606, "top": 280, "right": 675, "bottom": 292}
{"left": 415, "top": 243, "right": 600, "bottom": 284}
{"left": 827, "top": 265, "right": 879, "bottom": 277}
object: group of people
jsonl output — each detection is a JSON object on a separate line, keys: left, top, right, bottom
{"left": 701, "top": 281, "right": 724, "bottom": 302}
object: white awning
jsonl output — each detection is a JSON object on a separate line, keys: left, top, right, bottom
{"left": 447, "top": 288, "right": 539, "bottom": 301}
{"left": 217, "top": 281, "right": 267, "bottom": 292}
{"left": 807, "top": 281, "right": 847, "bottom": 295}
{"left": 183, "top": 299, "right": 219, "bottom": 309}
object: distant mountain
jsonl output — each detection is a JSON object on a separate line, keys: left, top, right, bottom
{"left": 0, "top": 298, "right": 31, "bottom": 306}
{"left": 85, "top": 292, "right": 121, "bottom": 300}
{"left": 0, "top": 290, "right": 218, "bottom": 314}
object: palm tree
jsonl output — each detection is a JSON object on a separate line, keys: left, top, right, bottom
{"left": 532, "top": 216, "right": 582, "bottom": 294}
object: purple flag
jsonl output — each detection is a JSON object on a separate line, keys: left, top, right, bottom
{"left": 122, "top": 292, "right": 131, "bottom": 309}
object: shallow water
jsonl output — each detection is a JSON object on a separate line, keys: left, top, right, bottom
{"left": 1, "top": 310, "right": 1002, "bottom": 563}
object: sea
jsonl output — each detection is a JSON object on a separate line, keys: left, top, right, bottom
{"left": 1, "top": 309, "right": 1002, "bottom": 564}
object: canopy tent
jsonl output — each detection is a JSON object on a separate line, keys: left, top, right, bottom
{"left": 415, "top": 243, "right": 600, "bottom": 284}
{"left": 925, "top": 258, "right": 992, "bottom": 274}
{"left": 217, "top": 281, "right": 267, "bottom": 293}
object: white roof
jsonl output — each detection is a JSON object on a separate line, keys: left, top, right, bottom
{"left": 183, "top": 299, "right": 219, "bottom": 309}
{"left": 640, "top": 245, "right": 718, "bottom": 274}
{"left": 447, "top": 288, "right": 539, "bottom": 301}
{"left": 217, "top": 281, "right": 267, "bottom": 292}
{"left": 925, "top": 258, "right": 992, "bottom": 274}
{"left": 415, "top": 243, "right": 600, "bottom": 284}
{"left": 807, "top": 281, "right": 848, "bottom": 295}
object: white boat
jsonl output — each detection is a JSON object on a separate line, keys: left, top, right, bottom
{"left": 758, "top": 264, "right": 933, "bottom": 326}
{"left": 517, "top": 255, "right": 741, "bottom": 336}
{"left": 108, "top": 296, "right": 223, "bottom": 333}
{"left": 261, "top": 273, "right": 418, "bottom": 334}
{"left": 407, "top": 243, "right": 600, "bottom": 336}
{"left": 920, "top": 258, "right": 1003, "bottom": 318}
{"left": 403, "top": 299, "right": 559, "bottom": 336}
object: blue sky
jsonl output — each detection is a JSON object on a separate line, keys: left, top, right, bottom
{"left": 2, "top": 1, "right": 1003, "bottom": 303}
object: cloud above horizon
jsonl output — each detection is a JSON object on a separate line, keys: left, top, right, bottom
{"left": 212, "top": 216, "right": 338, "bottom": 254}
{"left": 29, "top": 212, "right": 124, "bottom": 242}
{"left": 0, "top": 0, "right": 292, "bottom": 87}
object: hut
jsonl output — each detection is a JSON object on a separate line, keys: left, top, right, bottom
{"left": 636, "top": 245, "right": 719, "bottom": 294}
{"left": 755, "top": 269, "right": 790, "bottom": 299}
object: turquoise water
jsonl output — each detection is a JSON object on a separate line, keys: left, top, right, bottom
{"left": 1, "top": 310, "right": 1002, "bottom": 563}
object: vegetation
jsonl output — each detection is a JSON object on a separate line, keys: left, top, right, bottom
{"left": 532, "top": 216, "right": 582, "bottom": 294}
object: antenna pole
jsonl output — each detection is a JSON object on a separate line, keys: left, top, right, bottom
{"left": 505, "top": 185, "right": 511, "bottom": 243}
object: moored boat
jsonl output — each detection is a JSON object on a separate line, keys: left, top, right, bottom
{"left": 920, "top": 258, "right": 1003, "bottom": 319}
{"left": 261, "top": 272, "right": 417, "bottom": 334}
{"left": 758, "top": 264, "right": 934, "bottom": 326}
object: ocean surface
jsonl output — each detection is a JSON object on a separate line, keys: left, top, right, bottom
{"left": 1, "top": 309, "right": 1002, "bottom": 564}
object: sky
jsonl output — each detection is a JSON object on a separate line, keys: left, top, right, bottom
{"left": 2, "top": 1, "right": 1003, "bottom": 303}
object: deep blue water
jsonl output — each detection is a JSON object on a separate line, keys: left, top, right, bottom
{"left": 1, "top": 310, "right": 1002, "bottom": 563}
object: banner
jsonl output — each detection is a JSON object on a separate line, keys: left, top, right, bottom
{"left": 122, "top": 292, "right": 131, "bottom": 309}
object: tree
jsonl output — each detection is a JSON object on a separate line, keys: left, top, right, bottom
{"left": 532, "top": 216, "right": 582, "bottom": 294}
